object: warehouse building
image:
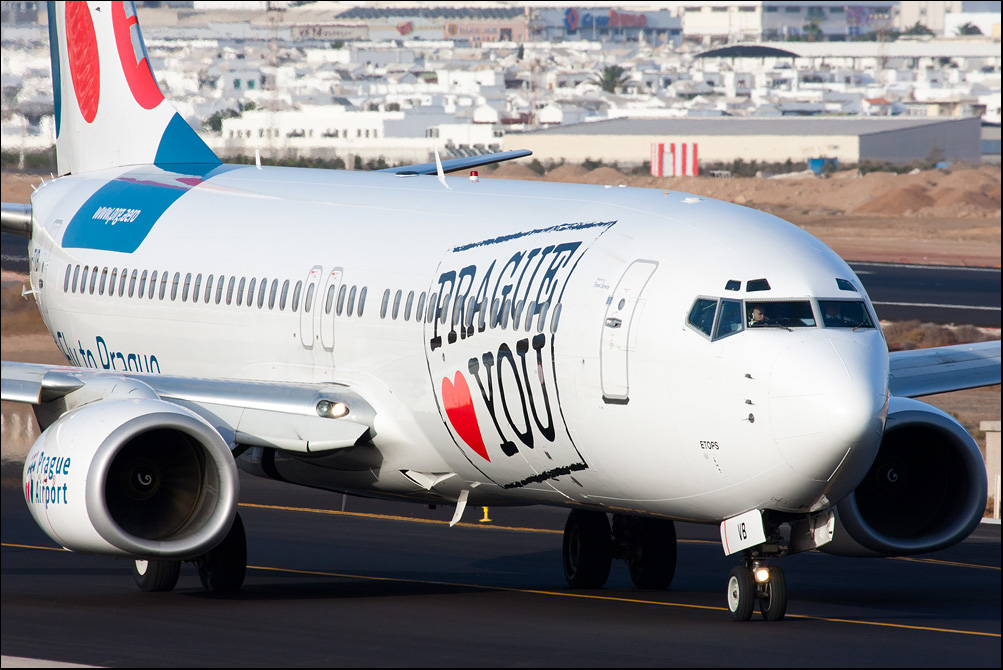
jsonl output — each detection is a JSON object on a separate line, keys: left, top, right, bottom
{"left": 502, "top": 116, "right": 982, "bottom": 167}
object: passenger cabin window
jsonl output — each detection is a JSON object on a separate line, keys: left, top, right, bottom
{"left": 392, "top": 290, "right": 402, "bottom": 319}
{"left": 416, "top": 292, "right": 426, "bottom": 322}
{"left": 819, "top": 300, "right": 874, "bottom": 329}
{"left": 357, "top": 287, "right": 366, "bottom": 316}
{"left": 304, "top": 283, "right": 315, "bottom": 313}
{"left": 279, "top": 280, "right": 289, "bottom": 310}
{"left": 336, "top": 285, "right": 347, "bottom": 316}
{"left": 404, "top": 291, "right": 414, "bottom": 320}
{"left": 347, "top": 286, "right": 357, "bottom": 315}
{"left": 325, "top": 285, "right": 336, "bottom": 315}
{"left": 747, "top": 301, "right": 815, "bottom": 328}
{"left": 254, "top": 278, "right": 264, "bottom": 308}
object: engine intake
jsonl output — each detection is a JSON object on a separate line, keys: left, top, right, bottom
{"left": 23, "top": 398, "right": 239, "bottom": 559}
{"left": 823, "top": 396, "right": 987, "bottom": 557}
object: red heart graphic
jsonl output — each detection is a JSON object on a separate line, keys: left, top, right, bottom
{"left": 441, "top": 372, "right": 489, "bottom": 462}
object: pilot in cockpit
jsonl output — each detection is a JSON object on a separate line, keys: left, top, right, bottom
{"left": 748, "top": 305, "right": 769, "bottom": 327}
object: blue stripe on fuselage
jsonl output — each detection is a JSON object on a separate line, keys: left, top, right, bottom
{"left": 61, "top": 165, "right": 239, "bottom": 253}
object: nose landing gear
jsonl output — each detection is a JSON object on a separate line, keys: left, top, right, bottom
{"left": 727, "top": 559, "right": 787, "bottom": 622}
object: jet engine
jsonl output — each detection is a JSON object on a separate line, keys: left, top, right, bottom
{"left": 22, "top": 398, "right": 239, "bottom": 559}
{"left": 823, "top": 396, "right": 987, "bottom": 557}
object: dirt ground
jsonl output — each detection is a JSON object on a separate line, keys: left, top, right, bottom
{"left": 4, "top": 164, "right": 1001, "bottom": 266}
{"left": 1, "top": 165, "right": 1000, "bottom": 466}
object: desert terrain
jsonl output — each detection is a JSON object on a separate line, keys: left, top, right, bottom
{"left": 1, "top": 164, "right": 999, "bottom": 471}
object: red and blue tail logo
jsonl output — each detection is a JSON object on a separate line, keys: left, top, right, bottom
{"left": 48, "top": 1, "right": 219, "bottom": 176}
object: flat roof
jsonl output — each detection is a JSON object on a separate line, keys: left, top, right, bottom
{"left": 515, "top": 116, "right": 977, "bottom": 138}
{"left": 756, "top": 40, "right": 1001, "bottom": 60}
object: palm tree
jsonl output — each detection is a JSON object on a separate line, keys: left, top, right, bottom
{"left": 901, "top": 21, "right": 933, "bottom": 37}
{"left": 594, "top": 65, "right": 629, "bottom": 93}
{"left": 956, "top": 21, "right": 983, "bottom": 36}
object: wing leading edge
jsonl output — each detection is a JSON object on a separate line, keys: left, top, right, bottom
{"left": 888, "top": 340, "right": 1001, "bottom": 398}
{"left": 1, "top": 361, "right": 375, "bottom": 454}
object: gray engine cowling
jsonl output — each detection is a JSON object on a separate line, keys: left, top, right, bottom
{"left": 22, "top": 397, "right": 239, "bottom": 559}
{"left": 822, "top": 396, "right": 987, "bottom": 557}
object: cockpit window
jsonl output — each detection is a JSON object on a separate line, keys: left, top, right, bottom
{"left": 687, "top": 298, "right": 717, "bottom": 336}
{"left": 715, "top": 299, "right": 744, "bottom": 339}
{"left": 819, "top": 300, "right": 874, "bottom": 329}
{"left": 747, "top": 301, "right": 816, "bottom": 328}
{"left": 836, "top": 278, "right": 857, "bottom": 292}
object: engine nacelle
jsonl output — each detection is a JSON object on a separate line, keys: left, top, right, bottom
{"left": 22, "top": 398, "right": 239, "bottom": 559}
{"left": 822, "top": 396, "right": 987, "bottom": 557}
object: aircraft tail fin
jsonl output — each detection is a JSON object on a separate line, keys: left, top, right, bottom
{"left": 47, "top": 1, "right": 220, "bottom": 176}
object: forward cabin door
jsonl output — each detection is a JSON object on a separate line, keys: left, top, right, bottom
{"left": 600, "top": 260, "right": 658, "bottom": 403}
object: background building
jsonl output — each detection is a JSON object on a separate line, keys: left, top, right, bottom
{"left": 503, "top": 116, "right": 982, "bottom": 166}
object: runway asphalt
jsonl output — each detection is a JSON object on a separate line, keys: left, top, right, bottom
{"left": 2, "top": 473, "right": 999, "bottom": 668}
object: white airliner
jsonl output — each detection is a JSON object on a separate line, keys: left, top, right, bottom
{"left": 2, "top": 2, "right": 999, "bottom": 621}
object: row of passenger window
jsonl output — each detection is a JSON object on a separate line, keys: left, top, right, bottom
{"left": 378, "top": 287, "right": 561, "bottom": 334}
{"left": 62, "top": 263, "right": 368, "bottom": 317}
{"left": 61, "top": 262, "right": 563, "bottom": 335}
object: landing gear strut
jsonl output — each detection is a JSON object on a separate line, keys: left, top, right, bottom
{"left": 562, "top": 511, "right": 678, "bottom": 591}
{"left": 726, "top": 560, "right": 787, "bottom": 622}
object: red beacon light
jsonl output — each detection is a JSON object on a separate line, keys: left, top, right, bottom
{"left": 469, "top": 171, "right": 479, "bottom": 183}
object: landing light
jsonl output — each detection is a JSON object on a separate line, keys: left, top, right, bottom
{"left": 754, "top": 567, "right": 771, "bottom": 583}
{"left": 316, "top": 400, "right": 349, "bottom": 419}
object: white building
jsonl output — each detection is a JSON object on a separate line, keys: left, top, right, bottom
{"left": 672, "top": 1, "right": 898, "bottom": 44}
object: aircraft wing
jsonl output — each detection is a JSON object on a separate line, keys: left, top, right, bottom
{"left": 887, "top": 341, "right": 1001, "bottom": 398}
{"left": 379, "top": 149, "right": 532, "bottom": 176}
{"left": 1, "top": 361, "right": 375, "bottom": 453}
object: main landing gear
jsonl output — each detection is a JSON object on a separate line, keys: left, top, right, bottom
{"left": 562, "top": 510, "right": 677, "bottom": 590}
{"left": 132, "top": 513, "right": 247, "bottom": 593}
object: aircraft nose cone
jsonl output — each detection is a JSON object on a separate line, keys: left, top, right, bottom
{"left": 768, "top": 336, "right": 887, "bottom": 482}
